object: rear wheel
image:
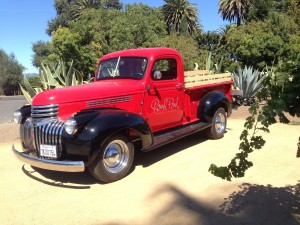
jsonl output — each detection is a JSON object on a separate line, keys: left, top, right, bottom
{"left": 206, "top": 107, "right": 227, "bottom": 139}
{"left": 88, "top": 134, "right": 134, "bottom": 183}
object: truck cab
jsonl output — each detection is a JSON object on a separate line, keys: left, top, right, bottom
{"left": 13, "top": 48, "right": 232, "bottom": 183}
{"left": 94, "top": 48, "right": 186, "bottom": 132}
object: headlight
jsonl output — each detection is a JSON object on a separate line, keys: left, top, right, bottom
{"left": 64, "top": 118, "right": 78, "bottom": 135}
{"left": 13, "top": 110, "right": 22, "bottom": 124}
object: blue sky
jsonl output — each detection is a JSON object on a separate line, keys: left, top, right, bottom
{"left": 0, "top": 0, "right": 226, "bottom": 74}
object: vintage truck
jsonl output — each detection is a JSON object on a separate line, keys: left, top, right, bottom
{"left": 13, "top": 48, "right": 233, "bottom": 183}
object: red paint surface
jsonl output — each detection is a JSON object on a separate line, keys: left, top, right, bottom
{"left": 32, "top": 48, "right": 232, "bottom": 132}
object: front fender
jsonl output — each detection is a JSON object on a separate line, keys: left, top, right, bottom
{"left": 198, "top": 91, "right": 231, "bottom": 123}
{"left": 18, "top": 105, "right": 31, "bottom": 124}
{"left": 62, "top": 109, "right": 153, "bottom": 164}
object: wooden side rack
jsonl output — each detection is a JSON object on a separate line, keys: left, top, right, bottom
{"left": 184, "top": 70, "right": 232, "bottom": 88}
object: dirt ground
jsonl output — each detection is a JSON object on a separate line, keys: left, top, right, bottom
{"left": 1, "top": 107, "right": 300, "bottom": 225}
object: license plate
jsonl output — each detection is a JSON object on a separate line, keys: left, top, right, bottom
{"left": 40, "top": 145, "right": 57, "bottom": 158}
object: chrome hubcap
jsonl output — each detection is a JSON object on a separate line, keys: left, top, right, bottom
{"left": 215, "top": 113, "right": 226, "bottom": 134}
{"left": 103, "top": 140, "right": 129, "bottom": 173}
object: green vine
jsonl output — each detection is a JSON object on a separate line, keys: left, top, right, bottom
{"left": 209, "top": 57, "right": 300, "bottom": 181}
{"left": 209, "top": 101, "right": 269, "bottom": 181}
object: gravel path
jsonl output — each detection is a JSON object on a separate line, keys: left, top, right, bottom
{"left": 1, "top": 97, "right": 300, "bottom": 225}
{"left": 1, "top": 119, "right": 300, "bottom": 225}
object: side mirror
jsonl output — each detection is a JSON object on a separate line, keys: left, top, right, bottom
{"left": 153, "top": 70, "right": 162, "bottom": 80}
{"left": 148, "top": 70, "right": 162, "bottom": 95}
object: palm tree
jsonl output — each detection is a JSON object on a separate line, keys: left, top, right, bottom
{"left": 218, "top": 0, "right": 252, "bottom": 26}
{"left": 102, "top": 0, "right": 123, "bottom": 10}
{"left": 162, "top": 0, "right": 199, "bottom": 35}
{"left": 70, "top": 0, "right": 100, "bottom": 20}
{"left": 216, "top": 24, "right": 235, "bottom": 47}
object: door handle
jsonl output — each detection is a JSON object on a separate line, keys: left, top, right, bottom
{"left": 176, "top": 83, "right": 183, "bottom": 90}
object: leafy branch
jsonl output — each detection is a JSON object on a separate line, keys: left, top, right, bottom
{"left": 209, "top": 57, "right": 300, "bottom": 180}
{"left": 209, "top": 101, "right": 270, "bottom": 181}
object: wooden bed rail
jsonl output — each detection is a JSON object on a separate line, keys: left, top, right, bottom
{"left": 184, "top": 70, "right": 232, "bottom": 88}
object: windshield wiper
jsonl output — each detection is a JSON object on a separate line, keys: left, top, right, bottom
{"left": 112, "top": 57, "right": 120, "bottom": 77}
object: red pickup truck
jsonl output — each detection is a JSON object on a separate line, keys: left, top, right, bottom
{"left": 13, "top": 48, "right": 232, "bottom": 183}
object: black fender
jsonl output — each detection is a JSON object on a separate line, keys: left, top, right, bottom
{"left": 17, "top": 105, "right": 32, "bottom": 149}
{"left": 197, "top": 91, "right": 232, "bottom": 123}
{"left": 61, "top": 108, "right": 153, "bottom": 165}
{"left": 18, "top": 105, "right": 31, "bottom": 124}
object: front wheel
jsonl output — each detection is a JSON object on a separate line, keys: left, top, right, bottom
{"left": 88, "top": 134, "right": 134, "bottom": 183}
{"left": 206, "top": 107, "right": 227, "bottom": 139}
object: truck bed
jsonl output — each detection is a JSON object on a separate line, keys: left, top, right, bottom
{"left": 184, "top": 70, "right": 232, "bottom": 89}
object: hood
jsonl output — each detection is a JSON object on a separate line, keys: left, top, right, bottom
{"left": 32, "top": 79, "right": 145, "bottom": 106}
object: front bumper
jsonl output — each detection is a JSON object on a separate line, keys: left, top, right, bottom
{"left": 12, "top": 145, "right": 85, "bottom": 172}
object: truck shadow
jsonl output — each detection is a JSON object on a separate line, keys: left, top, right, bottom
{"left": 21, "top": 165, "right": 98, "bottom": 188}
{"left": 134, "top": 130, "right": 208, "bottom": 168}
{"left": 21, "top": 130, "right": 217, "bottom": 187}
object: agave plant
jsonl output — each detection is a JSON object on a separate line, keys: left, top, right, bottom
{"left": 20, "top": 59, "right": 93, "bottom": 104}
{"left": 193, "top": 52, "right": 224, "bottom": 74}
{"left": 205, "top": 52, "right": 213, "bottom": 71}
{"left": 232, "top": 66, "right": 267, "bottom": 105}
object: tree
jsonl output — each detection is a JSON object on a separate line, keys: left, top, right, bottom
{"left": 195, "top": 31, "right": 221, "bottom": 52}
{"left": 216, "top": 24, "right": 234, "bottom": 47}
{"left": 70, "top": 0, "right": 101, "bottom": 20}
{"left": 228, "top": 20, "right": 288, "bottom": 70}
{"left": 47, "top": 0, "right": 73, "bottom": 35}
{"left": 162, "top": 0, "right": 199, "bottom": 35}
{"left": 209, "top": 57, "right": 300, "bottom": 181}
{"left": 32, "top": 41, "right": 54, "bottom": 68}
{"left": 161, "top": 34, "right": 204, "bottom": 70}
{"left": 35, "top": 2, "right": 208, "bottom": 76}
{"left": 194, "top": 25, "right": 238, "bottom": 72}
{"left": 102, "top": 0, "right": 122, "bottom": 10}
{"left": 51, "top": 27, "right": 82, "bottom": 62}
{"left": 209, "top": 1, "right": 300, "bottom": 180}
{"left": 246, "top": 0, "right": 274, "bottom": 22}
{"left": 218, "top": 0, "right": 252, "bottom": 26}
{"left": 0, "top": 49, "right": 24, "bottom": 95}
{"left": 287, "top": 0, "right": 300, "bottom": 25}
{"left": 47, "top": 0, "right": 123, "bottom": 34}
{"left": 46, "top": 4, "right": 167, "bottom": 75}
{"left": 107, "top": 4, "right": 166, "bottom": 51}
{"left": 51, "top": 27, "right": 97, "bottom": 75}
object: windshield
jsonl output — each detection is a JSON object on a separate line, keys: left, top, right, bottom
{"left": 96, "top": 57, "right": 148, "bottom": 80}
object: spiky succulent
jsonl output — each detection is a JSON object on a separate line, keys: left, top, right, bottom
{"left": 20, "top": 59, "right": 92, "bottom": 104}
{"left": 233, "top": 66, "right": 267, "bottom": 99}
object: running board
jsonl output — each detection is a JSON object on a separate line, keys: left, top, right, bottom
{"left": 144, "top": 122, "right": 211, "bottom": 152}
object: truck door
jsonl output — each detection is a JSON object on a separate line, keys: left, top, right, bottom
{"left": 143, "top": 57, "right": 184, "bottom": 132}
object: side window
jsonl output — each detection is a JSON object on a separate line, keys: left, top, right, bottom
{"left": 152, "top": 58, "right": 177, "bottom": 80}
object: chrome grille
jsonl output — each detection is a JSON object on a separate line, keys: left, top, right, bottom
{"left": 28, "top": 104, "right": 64, "bottom": 159}
{"left": 32, "top": 104, "right": 59, "bottom": 122}
{"left": 33, "top": 120, "right": 65, "bottom": 159}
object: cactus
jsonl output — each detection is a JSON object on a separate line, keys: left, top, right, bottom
{"left": 233, "top": 66, "right": 267, "bottom": 100}
{"left": 202, "top": 52, "right": 224, "bottom": 74}
{"left": 206, "top": 52, "right": 212, "bottom": 71}
{"left": 20, "top": 59, "right": 93, "bottom": 104}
